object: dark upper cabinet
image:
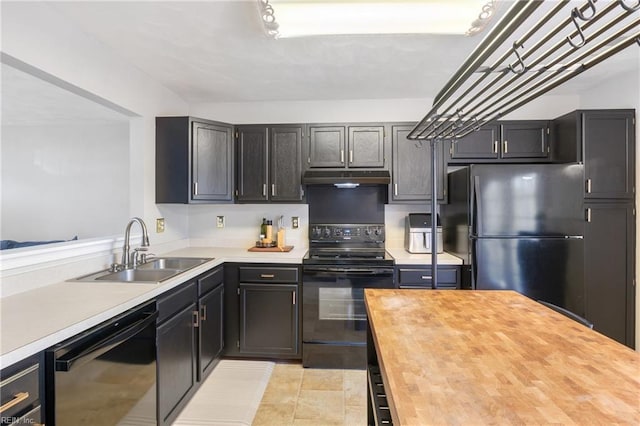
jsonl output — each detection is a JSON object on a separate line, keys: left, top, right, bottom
{"left": 390, "top": 124, "right": 445, "bottom": 203}
{"left": 584, "top": 202, "right": 635, "bottom": 348}
{"left": 306, "top": 123, "right": 387, "bottom": 169}
{"left": 156, "top": 117, "right": 234, "bottom": 203}
{"left": 449, "top": 120, "right": 550, "bottom": 163}
{"left": 236, "top": 124, "right": 304, "bottom": 203}
{"left": 554, "top": 109, "right": 635, "bottom": 200}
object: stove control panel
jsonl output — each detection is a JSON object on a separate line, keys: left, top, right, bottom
{"left": 310, "top": 224, "right": 385, "bottom": 242}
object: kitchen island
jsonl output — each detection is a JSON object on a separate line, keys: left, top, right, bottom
{"left": 365, "top": 289, "right": 640, "bottom": 425}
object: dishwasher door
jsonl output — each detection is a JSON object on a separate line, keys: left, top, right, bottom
{"left": 45, "top": 301, "right": 158, "bottom": 426}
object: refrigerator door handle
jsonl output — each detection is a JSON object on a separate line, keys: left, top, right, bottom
{"left": 473, "top": 175, "right": 482, "bottom": 236}
{"left": 470, "top": 237, "right": 478, "bottom": 289}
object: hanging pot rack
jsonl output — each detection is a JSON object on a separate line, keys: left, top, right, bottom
{"left": 408, "top": 0, "right": 640, "bottom": 141}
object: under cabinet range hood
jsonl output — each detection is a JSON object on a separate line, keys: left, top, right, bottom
{"left": 302, "top": 170, "right": 391, "bottom": 186}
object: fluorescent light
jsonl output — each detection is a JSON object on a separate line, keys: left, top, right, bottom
{"left": 260, "top": 0, "right": 495, "bottom": 38}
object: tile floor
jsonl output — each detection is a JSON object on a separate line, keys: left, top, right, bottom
{"left": 252, "top": 362, "right": 368, "bottom": 426}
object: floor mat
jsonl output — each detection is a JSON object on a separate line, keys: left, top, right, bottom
{"left": 173, "top": 359, "right": 275, "bottom": 426}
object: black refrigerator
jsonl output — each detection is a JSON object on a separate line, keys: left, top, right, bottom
{"left": 441, "top": 164, "right": 585, "bottom": 316}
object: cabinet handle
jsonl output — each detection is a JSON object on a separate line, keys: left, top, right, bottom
{"left": 586, "top": 179, "right": 592, "bottom": 193}
{"left": 260, "top": 274, "right": 275, "bottom": 279}
{"left": 193, "top": 182, "right": 198, "bottom": 195}
{"left": 503, "top": 140, "right": 508, "bottom": 154}
{"left": 0, "top": 392, "right": 29, "bottom": 413}
{"left": 292, "top": 291, "right": 296, "bottom": 305}
{"left": 349, "top": 150, "right": 354, "bottom": 163}
{"left": 272, "top": 184, "right": 275, "bottom": 196}
{"left": 193, "top": 310, "right": 200, "bottom": 328}
{"left": 421, "top": 275, "right": 433, "bottom": 280}
{"left": 394, "top": 183, "right": 398, "bottom": 196}
{"left": 200, "top": 305, "right": 207, "bottom": 321}
{"left": 586, "top": 208, "right": 592, "bottom": 223}
{"left": 493, "top": 141, "right": 498, "bottom": 153}
{"left": 340, "top": 150, "right": 344, "bottom": 163}
{"left": 262, "top": 183, "right": 267, "bottom": 197}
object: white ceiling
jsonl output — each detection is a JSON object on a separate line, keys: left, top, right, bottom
{"left": 4, "top": 0, "right": 639, "bottom": 116}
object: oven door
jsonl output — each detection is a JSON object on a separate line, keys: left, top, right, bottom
{"left": 302, "top": 266, "right": 394, "bottom": 345}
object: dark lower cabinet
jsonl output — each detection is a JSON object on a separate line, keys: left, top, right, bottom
{"left": 239, "top": 283, "right": 298, "bottom": 356}
{"left": 223, "top": 264, "right": 301, "bottom": 359}
{"left": 0, "top": 354, "right": 42, "bottom": 426}
{"left": 584, "top": 202, "right": 635, "bottom": 348}
{"left": 396, "top": 265, "right": 461, "bottom": 289}
{"left": 157, "top": 267, "right": 225, "bottom": 426}
{"left": 157, "top": 282, "right": 198, "bottom": 426}
{"left": 197, "top": 270, "right": 224, "bottom": 381}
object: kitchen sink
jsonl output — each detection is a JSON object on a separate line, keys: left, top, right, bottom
{"left": 95, "top": 268, "right": 180, "bottom": 283}
{"left": 70, "top": 257, "right": 214, "bottom": 283}
{"left": 136, "top": 257, "right": 212, "bottom": 271}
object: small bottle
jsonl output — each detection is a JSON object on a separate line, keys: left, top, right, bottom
{"left": 265, "top": 220, "right": 273, "bottom": 244}
{"left": 260, "top": 218, "right": 267, "bottom": 238}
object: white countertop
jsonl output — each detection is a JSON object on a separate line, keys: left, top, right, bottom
{"left": 386, "top": 248, "right": 464, "bottom": 265}
{"left": 0, "top": 246, "right": 307, "bottom": 367}
{"left": 0, "top": 245, "right": 463, "bottom": 368}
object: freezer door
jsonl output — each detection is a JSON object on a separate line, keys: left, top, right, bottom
{"left": 472, "top": 164, "right": 584, "bottom": 237}
{"left": 473, "top": 237, "right": 584, "bottom": 316}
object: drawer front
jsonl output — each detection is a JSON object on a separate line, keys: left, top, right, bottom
{"left": 239, "top": 267, "right": 299, "bottom": 283}
{"left": 0, "top": 359, "right": 39, "bottom": 422}
{"left": 158, "top": 280, "right": 197, "bottom": 323}
{"left": 398, "top": 267, "right": 459, "bottom": 287}
{"left": 198, "top": 267, "right": 224, "bottom": 296}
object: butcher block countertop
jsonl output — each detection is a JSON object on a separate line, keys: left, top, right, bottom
{"left": 364, "top": 289, "right": 640, "bottom": 425}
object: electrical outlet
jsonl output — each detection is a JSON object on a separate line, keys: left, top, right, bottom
{"left": 292, "top": 216, "right": 299, "bottom": 229}
{"left": 216, "top": 216, "right": 225, "bottom": 228}
{"left": 156, "top": 218, "right": 165, "bottom": 233}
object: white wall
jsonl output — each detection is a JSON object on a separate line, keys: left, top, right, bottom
{"left": 1, "top": 123, "right": 130, "bottom": 241}
{"left": 190, "top": 95, "right": 579, "bottom": 125}
{"left": 1, "top": 2, "right": 189, "bottom": 293}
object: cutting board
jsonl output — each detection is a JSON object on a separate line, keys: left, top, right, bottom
{"left": 248, "top": 245, "right": 294, "bottom": 252}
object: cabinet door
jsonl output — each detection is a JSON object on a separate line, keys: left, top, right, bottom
{"left": 198, "top": 284, "right": 224, "bottom": 381}
{"left": 583, "top": 111, "right": 635, "bottom": 200}
{"left": 348, "top": 126, "right": 385, "bottom": 168}
{"left": 270, "top": 126, "right": 303, "bottom": 202}
{"left": 450, "top": 124, "right": 500, "bottom": 160}
{"left": 157, "top": 303, "right": 198, "bottom": 426}
{"left": 500, "top": 121, "right": 549, "bottom": 159}
{"left": 239, "top": 283, "right": 298, "bottom": 356}
{"left": 391, "top": 125, "right": 444, "bottom": 202}
{"left": 191, "top": 121, "right": 234, "bottom": 201}
{"left": 308, "top": 125, "right": 346, "bottom": 168}
{"left": 236, "top": 126, "right": 268, "bottom": 202}
{"left": 584, "top": 203, "right": 635, "bottom": 348}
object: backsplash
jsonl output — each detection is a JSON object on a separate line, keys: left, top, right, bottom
{"left": 188, "top": 204, "right": 310, "bottom": 249}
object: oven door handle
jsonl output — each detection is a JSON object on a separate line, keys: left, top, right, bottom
{"left": 55, "top": 311, "right": 158, "bottom": 372}
{"left": 304, "top": 267, "right": 394, "bottom": 275}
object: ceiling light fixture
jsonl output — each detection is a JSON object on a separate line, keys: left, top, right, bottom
{"left": 258, "top": 0, "right": 496, "bottom": 39}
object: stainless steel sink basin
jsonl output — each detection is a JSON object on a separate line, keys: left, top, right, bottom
{"left": 95, "top": 268, "right": 180, "bottom": 283}
{"left": 70, "top": 257, "right": 214, "bottom": 283}
{"left": 137, "top": 257, "right": 212, "bottom": 271}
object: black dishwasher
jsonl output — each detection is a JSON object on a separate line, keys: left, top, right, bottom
{"left": 45, "top": 300, "right": 158, "bottom": 426}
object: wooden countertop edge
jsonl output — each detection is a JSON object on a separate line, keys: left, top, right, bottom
{"left": 364, "top": 291, "right": 401, "bottom": 425}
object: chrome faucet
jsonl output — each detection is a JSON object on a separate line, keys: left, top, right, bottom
{"left": 120, "top": 217, "right": 150, "bottom": 269}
